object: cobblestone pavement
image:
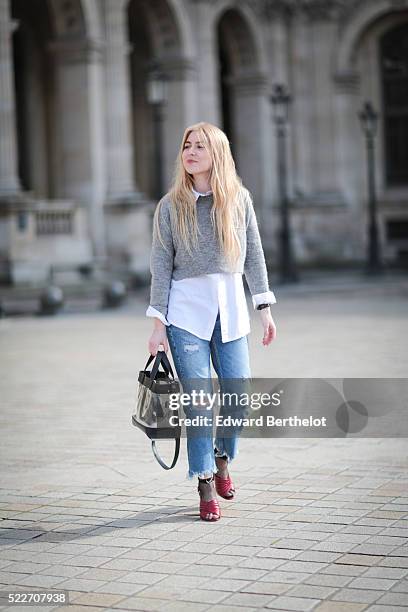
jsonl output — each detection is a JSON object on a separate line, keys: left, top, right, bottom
{"left": 1, "top": 272, "right": 408, "bottom": 611}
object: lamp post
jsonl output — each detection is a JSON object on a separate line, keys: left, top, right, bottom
{"left": 147, "top": 63, "right": 168, "bottom": 201}
{"left": 358, "top": 101, "right": 383, "bottom": 275}
{"left": 270, "top": 83, "right": 298, "bottom": 283}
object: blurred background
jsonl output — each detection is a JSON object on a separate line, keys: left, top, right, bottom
{"left": 0, "top": 0, "right": 407, "bottom": 312}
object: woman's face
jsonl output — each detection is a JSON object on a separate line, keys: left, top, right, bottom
{"left": 182, "top": 131, "right": 212, "bottom": 177}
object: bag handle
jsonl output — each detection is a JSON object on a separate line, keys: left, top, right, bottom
{"left": 144, "top": 351, "right": 173, "bottom": 378}
{"left": 151, "top": 437, "right": 180, "bottom": 470}
{"left": 150, "top": 350, "right": 176, "bottom": 381}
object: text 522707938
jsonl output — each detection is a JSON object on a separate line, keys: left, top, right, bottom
{"left": 0, "top": 591, "right": 69, "bottom": 606}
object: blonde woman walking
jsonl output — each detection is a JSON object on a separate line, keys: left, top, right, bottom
{"left": 147, "top": 122, "right": 277, "bottom": 521}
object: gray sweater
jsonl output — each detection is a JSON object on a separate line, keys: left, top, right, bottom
{"left": 149, "top": 192, "right": 271, "bottom": 317}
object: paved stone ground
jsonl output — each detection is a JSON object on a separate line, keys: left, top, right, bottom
{"left": 1, "top": 271, "right": 408, "bottom": 612}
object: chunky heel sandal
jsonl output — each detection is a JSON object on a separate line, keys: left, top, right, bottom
{"left": 198, "top": 475, "right": 221, "bottom": 522}
{"left": 214, "top": 451, "right": 235, "bottom": 499}
{"left": 214, "top": 472, "right": 236, "bottom": 499}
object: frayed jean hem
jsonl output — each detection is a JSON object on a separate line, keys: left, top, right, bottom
{"left": 214, "top": 444, "right": 238, "bottom": 464}
{"left": 186, "top": 468, "right": 215, "bottom": 480}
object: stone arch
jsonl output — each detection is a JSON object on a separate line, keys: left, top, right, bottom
{"left": 213, "top": 0, "right": 268, "bottom": 74}
{"left": 218, "top": 8, "right": 259, "bottom": 77}
{"left": 127, "top": 0, "right": 192, "bottom": 198}
{"left": 337, "top": 0, "right": 408, "bottom": 74}
{"left": 333, "top": 0, "right": 408, "bottom": 265}
{"left": 11, "top": 0, "right": 91, "bottom": 199}
{"left": 214, "top": 3, "right": 271, "bottom": 223}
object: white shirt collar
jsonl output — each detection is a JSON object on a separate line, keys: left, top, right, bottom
{"left": 192, "top": 186, "right": 213, "bottom": 201}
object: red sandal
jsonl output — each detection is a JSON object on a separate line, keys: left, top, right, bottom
{"left": 198, "top": 476, "right": 221, "bottom": 522}
{"left": 214, "top": 472, "right": 236, "bottom": 499}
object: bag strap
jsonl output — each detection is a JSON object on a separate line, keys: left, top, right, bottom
{"left": 151, "top": 437, "right": 180, "bottom": 470}
{"left": 150, "top": 350, "right": 175, "bottom": 381}
{"left": 158, "top": 351, "right": 175, "bottom": 379}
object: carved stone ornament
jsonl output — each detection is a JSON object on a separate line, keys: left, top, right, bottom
{"left": 298, "top": 0, "right": 349, "bottom": 21}
{"left": 49, "top": 0, "right": 85, "bottom": 37}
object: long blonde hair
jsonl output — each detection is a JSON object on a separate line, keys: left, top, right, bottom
{"left": 153, "top": 122, "right": 248, "bottom": 269}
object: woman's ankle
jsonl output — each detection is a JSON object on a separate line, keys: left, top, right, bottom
{"left": 215, "top": 455, "right": 229, "bottom": 478}
{"left": 198, "top": 475, "right": 216, "bottom": 501}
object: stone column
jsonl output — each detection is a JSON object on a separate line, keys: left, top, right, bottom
{"left": 290, "top": 8, "right": 313, "bottom": 200}
{"left": 0, "top": 0, "right": 21, "bottom": 195}
{"left": 103, "top": 0, "right": 141, "bottom": 203}
{"left": 334, "top": 71, "right": 361, "bottom": 208}
{"left": 191, "top": 0, "right": 220, "bottom": 125}
{"left": 229, "top": 72, "right": 273, "bottom": 231}
{"left": 263, "top": 3, "right": 294, "bottom": 202}
{"left": 51, "top": 38, "right": 107, "bottom": 258}
{"left": 303, "top": 1, "right": 344, "bottom": 203}
{"left": 161, "top": 57, "right": 196, "bottom": 189}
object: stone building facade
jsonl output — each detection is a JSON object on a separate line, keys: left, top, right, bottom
{"left": 0, "top": 0, "right": 407, "bottom": 285}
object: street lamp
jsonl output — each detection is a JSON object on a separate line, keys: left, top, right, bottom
{"left": 147, "top": 63, "right": 168, "bottom": 201}
{"left": 270, "top": 83, "right": 298, "bottom": 283}
{"left": 358, "top": 101, "right": 383, "bottom": 275}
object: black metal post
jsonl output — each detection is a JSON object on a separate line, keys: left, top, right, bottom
{"left": 271, "top": 83, "right": 298, "bottom": 284}
{"left": 365, "top": 131, "right": 382, "bottom": 275}
{"left": 152, "top": 103, "right": 164, "bottom": 202}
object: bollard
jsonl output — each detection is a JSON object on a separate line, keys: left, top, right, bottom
{"left": 39, "top": 285, "right": 64, "bottom": 315}
{"left": 103, "top": 280, "right": 127, "bottom": 308}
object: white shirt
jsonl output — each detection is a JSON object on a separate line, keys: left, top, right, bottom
{"left": 146, "top": 188, "right": 276, "bottom": 342}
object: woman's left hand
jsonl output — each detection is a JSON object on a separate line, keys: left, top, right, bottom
{"left": 259, "top": 308, "right": 277, "bottom": 346}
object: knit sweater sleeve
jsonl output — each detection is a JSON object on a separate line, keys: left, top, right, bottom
{"left": 243, "top": 192, "right": 271, "bottom": 296}
{"left": 149, "top": 198, "right": 174, "bottom": 318}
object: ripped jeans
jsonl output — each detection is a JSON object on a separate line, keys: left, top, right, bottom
{"left": 166, "top": 312, "right": 251, "bottom": 479}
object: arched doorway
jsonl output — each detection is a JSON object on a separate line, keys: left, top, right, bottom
{"left": 11, "top": 0, "right": 56, "bottom": 198}
{"left": 128, "top": 0, "right": 185, "bottom": 200}
{"left": 216, "top": 8, "right": 271, "bottom": 221}
{"left": 380, "top": 22, "right": 408, "bottom": 187}
{"left": 334, "top": 3, "right": 408, "bottom": 265}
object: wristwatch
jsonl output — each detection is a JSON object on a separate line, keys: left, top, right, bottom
{"left": 256, "top": 303, "right": 270, "bottom": 310}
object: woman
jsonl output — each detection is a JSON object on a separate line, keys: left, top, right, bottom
{"left": 147, "top": 122, "right": 277, "bottom": 522}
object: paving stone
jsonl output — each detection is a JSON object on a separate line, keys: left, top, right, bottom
{"left": 265, "top": 595, "right": 320, "bottom": 610}
{"left": 224, "top": 592, "right": 276, "bottom": 607}
{"left": 335, "top": 555, "right": 384, "bottom": 567}
{"left": 347, "top": 577, "right": 398, "bottom": 590}
{"left": 378, "top": 557, "right": 408, "bottom": 569}
{"left": 391, "top": 580, "right": 408, "bottom": 593}
{"left": 94, "top": 582, "right": 147, "bottom": 596}
{"left": 14, "top": 575, "right": 67, "bottom": 588}
{"left": 241, "top": 581, "right": 292, "bottom": 595}
{"left": 160, "top": 602, "right": 209, "bottom": 612}
{"left": 361, "top": 567, "right": 408, "bottom": 579}
{"left": 52, "top": 577, "right": 109, "bottom": 592}
{"left": 259, "top": 570, "right": 312, "bottom": 584}
{"left": 70, "top": 592, "right": 127, "bottom": 606}
{"left": 110, "top": 595, "right": 167, "bottom": 610}
{"left": 222, "top": 567, "right": 269, "bottom": 581}
{"left": 375, "top": 592, "right": 408, "bottom": 606}
{"left": 116, "top": 571, "right": 168, "bottom": 585}
{"left": 292, "top": 551, "right": 342, "bottom": 563}
{"left": 304, "top": 573, "right": 353, "bottom": 588}
{"left": 72, "top": 568, "right": 127, "bottom": 581}
{"left": 277, "top": 560, "right": 329, "bottom": 574}
{"left": 200, "top": 577, "right": 252, "bottom": 592}
{"left": 330, "top": 588, "right": 383, "bottom": 603}
{"left": 176, "top": 564, "right": 222, "bottom": 578}
{"left": 313, "top": 602, "right": 368, "bottom": 611}
{"left": 363, "top": 606, "right": 406, "bottom": 611}
{"left": 285, "top": 584, "right": 338, "bottom": 599}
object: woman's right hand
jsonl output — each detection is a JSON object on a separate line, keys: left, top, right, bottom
{"left": 148, "top": 320, "right": 169, "bottom": 356}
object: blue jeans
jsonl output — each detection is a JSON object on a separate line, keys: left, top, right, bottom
{"left": 166, "top": 312, "right": 251, "bottom": 479}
